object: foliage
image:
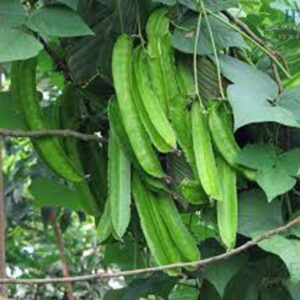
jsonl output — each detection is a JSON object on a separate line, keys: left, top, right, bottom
{"left": 1, "top": 0, "right": 300, "bottom": 299}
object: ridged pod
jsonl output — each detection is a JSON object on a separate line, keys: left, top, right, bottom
{"left": 97, "top": 200, "right": 113, "bottom": 243}
{"left": 208, "top": 101, "right": 257, "bottom": 181}
{"left": 133, "top": 48, "right": 177, "bottom": 152}
{"left": 132, "top": 173, "right": 180, "bottom": 275}
{"left": 10, "top": 59, "right": 82, "bottom": 182}
{"left": 176, "top": 61, "right": 195, "bottom": 96}
{"left": 156, "top": 195, "right": 200, "bottom": 261}
{"left": 146, "top": 8, "right": 170, "bottom": 113}
{"left": 170, "top": 95, "right": 196, "bottom": 174}
{"left": 108, "top": 131, "right": 131, "bottom": 239}
{"left": 217, "top": 157, "right": 238, "bottom": 249}
{"left": 112, "top": 35, "right": 164, "bottom": 178}
{"left": 191, "top": 102, "right": 222, "bottom": 201}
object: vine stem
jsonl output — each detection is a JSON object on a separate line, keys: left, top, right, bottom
{"left": 207, "top": 9, "right": 291, "bottom": 78}
{"left": 0, "top": 216, "right": 299, "bottom": 285}
{"left": 193, "top": 10, "right": 202, "bottom": 101}
{"left": 199, "top": 0, "right": 225, "bottom": 99}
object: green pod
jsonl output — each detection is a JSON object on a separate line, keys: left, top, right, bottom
{"left": 156, "top": 195, "right": 200, "bottom": 261}
{"left": 146, "top": 9, "right": 170, "bottom": 113}
{"left": 112, "top": 35, "right": 164, "bottom": 178}
{"left": 217, "top": 157, "right": 238, "bottom": 250}
{"left": 208, "top": 102, "right": 257, "bottom": 181}
{"left": 108, "top": 99, "right": 142, "bottom": 171}
{"left": 97, "top": 200, "right": 113, "bottom": 244}
{"left": 108, "top": 131, "right": 131, "bottom": 239}
{"left": 132, "top": 173, "right": 180, "bottom": 272}
{"left": 191, "top": 102, "right": 222, "bottom": 201}
{"left": 176, "top": 61, "right": 195, "bottom": 96}
{"left": 170, "top": 94, "right": 196, "bottom": 174}
{"left": 160, "top": 34, "right": 179, "bottom": 102}
{"left": 10, "top": 59, "right": 82, "bottom": 182}
{"left": 133, "top": 48, "right": 177, "bottom": 152}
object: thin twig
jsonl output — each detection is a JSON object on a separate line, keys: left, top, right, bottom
{"left": 193, "top": 11, "right": 203, "bottom": 99}
{"left": 0, "top": 216, "right": 299, "bottom": 285}
{"left": 0, "top": 129, "right": 105, "bottom": 143}
{"left": 272, "top": 62, "right": 283, "bottom": 93}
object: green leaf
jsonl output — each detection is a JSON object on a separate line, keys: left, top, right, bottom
{"left": 237, "top": 144, "right": 277, "bottom": 171}
{"left": 178, "top": 0, "right": 237, "bottom": 12}
{"left": 256, "top": 167, "right": 296, "bottom": 202}
{"left": 103, "top": 236, "right": 146, "bottom": 270}
{"left": 238, "top": 190, "right": 300, "bottom": 283}
{"left": 29, "top": 178, "right": 83, "bottom": 211}
{"left": 169, "top": 284, "right": 199, "bottom": 300}
{"left": 153, "top": 0, "right": 176, "bottom": 4}
{"left": 204, "top": 255, "right": 248, "bottom": 298}
{"left": 277, "top": 148, "right": 300, "bottom": 176}
{"left": 0, "top": 92, "right": 25, "bottom": 129}
{"left": 286, "top": 281, "right": 300, "bottom": 300}
{"left": 259, "top": 236, "right": 300, "bottom": 283}
{"left": 277, "top": 86, "right": 300, "bottom": 124}
{"left": 103, "top": 274, "right": 177, "bottom": 300}
{"left": 0, "top": 28, "right": 43, "bottom": 63}
{"left": 238, "top": 189, "right": 282, "bottom": 237}
{"left": 0, "top": 0, "right": 26, "bottom": 27}
{"left": 26, "top": 5, "right": 94, "bottom": 37}
{"left": 56, "top": 0, "right": 79, "bottom": 10}
{"left": 172, "top": 17, "right": 248, "bottom": 56}
{"left": 223, "top": 268, "right": 259, "bottom": 300}
{"left": 219, "top": 55, "right": 300, "bottom": 130}
{"left": 182, "top": 213, "right": 217, "bottom": 242}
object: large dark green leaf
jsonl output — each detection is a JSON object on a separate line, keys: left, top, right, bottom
{"left": 26, "top": 5, "right": 94, "bottom": 37}
{"left": 219, "top": 55, "right": 300, "bottom": 130}
{"left": 0, "top": 28, "right": 43, "bottom": 63}
{"left": 0, "top": 0, "right": 26, "bottom": 27}
{"left": 155, "top": 0, "right": 237, "bottom": 12}
{"left": 172, "top": 16, "right": 247, "bottom": 55}
{"left": 204, "top": 254, "right": 248, "bottom": 298}
{"left": 103, "top": 274, "right": 177, "bottom": 300}
{"left": 239, "top": 190, "right": 300, "bottom": 283}
{"left": 29, "top": 178, "right": 83, "bottom": 211}
{"left": 169, "top": 283, "right": 199, "bottom": 300}
{"left": 0, "top": 92, "right": 25, "bottom": 129}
